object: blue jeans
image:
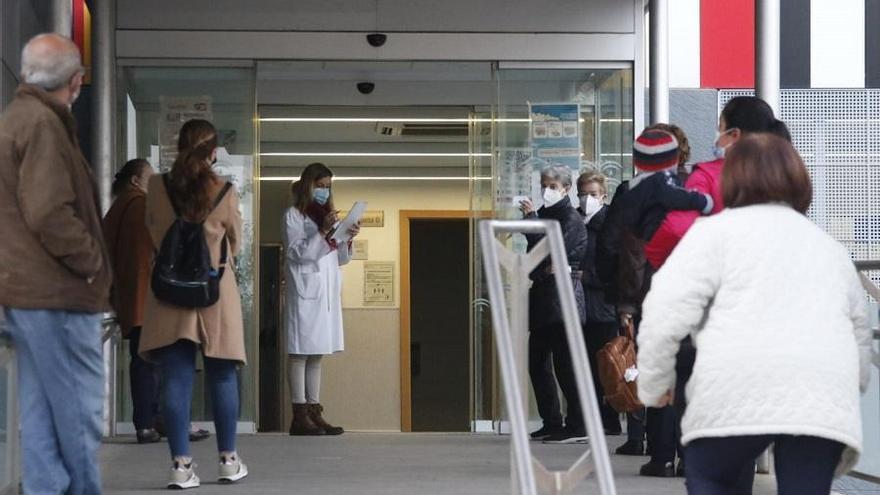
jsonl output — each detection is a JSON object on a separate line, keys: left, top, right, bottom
{"left": 156, "top": 340, "right": 239, "bottom": 458}
{"left": 685, "top": 435, "right": 844, "bottom": 495}
{"left": 4, "top": 308, "right": 104, "bottom": 495}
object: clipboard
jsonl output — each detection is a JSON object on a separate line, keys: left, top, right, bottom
{"left": 331, "top": 201, "right": 367, "bottom": 243}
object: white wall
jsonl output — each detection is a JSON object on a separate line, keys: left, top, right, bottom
{"left": 117, "top": 0, "right": 635, "bottom": 33}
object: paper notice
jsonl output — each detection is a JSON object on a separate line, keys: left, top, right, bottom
{"left": 331, "top": 201, "right": 367, "bottom": 243}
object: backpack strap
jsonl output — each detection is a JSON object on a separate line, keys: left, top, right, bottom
{"left": 210, "top": 182, "right": 233, "bottom": 214}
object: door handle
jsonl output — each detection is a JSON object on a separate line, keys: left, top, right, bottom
{"left": 411, "top": 342, "right": 421, "bottom": 377}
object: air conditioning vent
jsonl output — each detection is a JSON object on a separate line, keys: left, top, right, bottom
{"left": 375, "top": 122, "right": 486, "bottom": 137}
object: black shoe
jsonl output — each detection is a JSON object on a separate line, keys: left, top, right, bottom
{"left": 676, "top": 460, "right": 685, "bottom": 477}
{"left": 189, "top": 427, "right": 211, "bottom": 442}
{"left": 639, "top": 461, "right": 675, "bottom": 478}
{"left": 542, "top": 428, "right": 588, "bottom": 444}
{"left": 530, "top": 425, "right": 564, "bottom": 441}
{"left": 615, "top": 440, "right": 646, "bottom": 456}
{"left": 136, "top": 428, "right": 161, "bottom": 444}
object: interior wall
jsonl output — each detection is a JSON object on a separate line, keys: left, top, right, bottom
{"left": 261, "top": 179, "right": 470, "bottom": 430}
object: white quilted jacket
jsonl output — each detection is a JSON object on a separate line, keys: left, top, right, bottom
{"left": 637, "top": 204, "right": 873, "bottom": 474}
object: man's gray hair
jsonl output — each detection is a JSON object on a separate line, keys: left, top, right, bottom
{"left": 21, "top": 34, "right": 83, "bottom": 91}
{"left": 540, "top": 165, "right": 573, "bottom": 188}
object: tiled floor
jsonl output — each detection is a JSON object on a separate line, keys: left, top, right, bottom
{"left": 100, "top": 432, "right": 782, "bottom": 494}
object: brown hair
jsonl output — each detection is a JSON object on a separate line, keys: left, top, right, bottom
{"left": 167, "top": 119, "right": 219, "bottom": 220}
{"left": 291, "top": 163, "right": 334, "bottom": 212}
{"left": 577, "top": 169, "right": 608, "bottom": 195}
{"left": 722, "top": 134, "right": 812, "bottom": 214}
{"left": 648, "top": 123, "right": 690, "bottom": 166}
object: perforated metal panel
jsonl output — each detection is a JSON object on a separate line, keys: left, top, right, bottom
{"left": 719, "top": 89, "right": 880, "bottom": 291}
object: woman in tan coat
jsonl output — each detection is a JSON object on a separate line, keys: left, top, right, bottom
{"left": 140, "top": 119, "right": 248, "bottom": 489}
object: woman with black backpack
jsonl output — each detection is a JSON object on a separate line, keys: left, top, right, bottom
{"left": 140, "top": 119, "right": 248, "bottom": 489}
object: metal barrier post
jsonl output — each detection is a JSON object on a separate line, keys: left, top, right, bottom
{"left": 480, "top": 219, "right": 617, "bottom": 495}
{"left": 102, "top": 317, "right": 120, "bottom": 438}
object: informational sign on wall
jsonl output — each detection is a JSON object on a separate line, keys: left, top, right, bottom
{"left": 529, "top": 103, "right": 582, "bottom": 205}
{"left": 364, "top": 261, "right": 394, "bottom": 306}
{"left": 158, "top": 96, "right": 213, "bottom": 171}
{"left": 352, "top": 240, "right": 369, "bottom": 260}
{"left": 496, "top": 148, "right": 534, "bottom": 209}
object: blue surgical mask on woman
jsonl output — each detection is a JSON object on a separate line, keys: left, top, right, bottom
{"left": 313, "top": 187, "right": 330, "bottom": 205}
{"left": 712, "top": 128, "right": 738, "bottom": 159}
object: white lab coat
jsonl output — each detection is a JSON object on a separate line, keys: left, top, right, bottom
{"left": 282, "top": 207, "right": 352, "bottom": 355}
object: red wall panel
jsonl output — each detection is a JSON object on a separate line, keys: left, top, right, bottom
{"left": 700, "top": 0, "right": 755, "bottom": 88}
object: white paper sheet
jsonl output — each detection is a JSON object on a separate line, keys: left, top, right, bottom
{"left": 331, "top": 201, "right": 367, "bottom": 243}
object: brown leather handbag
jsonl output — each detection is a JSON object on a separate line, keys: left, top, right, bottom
{"left": 597, "top": 318, "right": 644, "bottom": 413}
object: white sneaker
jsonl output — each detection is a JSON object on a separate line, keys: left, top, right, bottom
{"left": 167, "top": 461, "right": 200, "bottom": 490}
{"left": 218, "top": 455, "right": 248, "bottom": 484}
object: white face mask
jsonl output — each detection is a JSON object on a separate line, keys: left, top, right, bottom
{"left": 542, "top": 187, "right": 565, "bottom": 207}
{"left": 712, "top": 128, "right": 737, "bottom": 159}
{"left": 580, "top": 195, "right": 603, "bottom": 217}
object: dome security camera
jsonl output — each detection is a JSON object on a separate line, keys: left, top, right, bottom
{"left": 357, "top": 82, "right": 375, "bottom": 95}
{"left": 367, "top": 33, "right": 387, "bottom": 47}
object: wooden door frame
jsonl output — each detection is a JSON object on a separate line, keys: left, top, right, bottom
{"left": 400, "top": 210, "right": 472, "bottom": 432}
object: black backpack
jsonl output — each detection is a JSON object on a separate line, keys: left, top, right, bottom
{"left": 151, "top": 175, "right": 232, "bottom": 308}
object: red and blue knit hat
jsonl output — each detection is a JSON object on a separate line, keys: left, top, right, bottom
{"left": 633, "top": 129, "right": 680, "bottom": 172}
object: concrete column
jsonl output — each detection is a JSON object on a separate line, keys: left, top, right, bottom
{"left": 50, "top": 0, "right": 72, "bottom": 36}
{"left": 92, "top": 0, "right": 116, "bottom": 213}
{"left": 648, "top": 0, "right": 670, "bottom": 124}
{"left": 755, "top": 0, "right": 781, "bottom": 115}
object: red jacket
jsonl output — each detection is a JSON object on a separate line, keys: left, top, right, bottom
{"left": 645, "top": 158, "right": 725, "bottom": 269}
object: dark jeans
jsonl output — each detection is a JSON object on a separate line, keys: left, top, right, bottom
{"left": 583, "top": 320, "right": 621, "bottom": 432}
{"left": 685, "top": 435, "right": 844, "bottom": 495}
{"left": 129, "top": 328, "right": 160, "bottom": 430}
{"left": 528, "top": 325, "right": 581, "bottom": 431}
{"left": 647, "top": 406, "right": 677, "bottom": 463}
{"left": 626, "top": 409, "right": 645, "bottom": 443}
{"left": 157, "top": 340, "right": 239, "bottom": 457}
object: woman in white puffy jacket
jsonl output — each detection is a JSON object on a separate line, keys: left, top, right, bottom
{"left": 636, "top": 134, "right": 873, "bottom": 495}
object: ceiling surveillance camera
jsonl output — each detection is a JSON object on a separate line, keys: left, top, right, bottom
{"left": 367, "top": 33, "right": 387, "bottom": 47}
{"left": 357, "top": 82, "right": 375, "bottom": 95}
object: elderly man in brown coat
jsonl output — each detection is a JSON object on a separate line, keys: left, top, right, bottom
{"left": 0, "top": 34, "right": 110, "bottom": 494}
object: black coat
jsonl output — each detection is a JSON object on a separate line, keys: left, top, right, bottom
{"left": 524, "top": 200, "right": 588, "bottom": 332}
{"left": 579, "top": 205, "right": 617, "bottom": 324}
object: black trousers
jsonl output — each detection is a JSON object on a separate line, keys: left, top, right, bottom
{"left": 528, "top": 325, "right": 581, "bottom": 431}
{"left": 685, "top": 435, "right": 844, "bottom": 495}
{"left": 129, "top": 328, "right": 160, "bottom": 430}
{"left": 583, "top": 320, "right": 622, "bottom": 432}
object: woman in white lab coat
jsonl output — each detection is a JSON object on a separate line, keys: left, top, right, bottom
{"left": 282, "top": 163, "right": 359, "bottom": 436}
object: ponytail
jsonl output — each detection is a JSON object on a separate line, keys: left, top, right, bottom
{"left": 167, "top": 119, "right": 219, "bottom": 220}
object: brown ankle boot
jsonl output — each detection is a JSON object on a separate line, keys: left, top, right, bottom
{"left": 289, "top": 403, "right": 325, "bottom": 436}
{"left": 309, "top": 403, "right": 344, "bottom": 435}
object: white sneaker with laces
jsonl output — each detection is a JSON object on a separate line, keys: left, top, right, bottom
{"left": 218, "top": 455, "right": 248, "bottom": 484}
{"left": 167, "top": 461, "right": 200, "bottom": 490}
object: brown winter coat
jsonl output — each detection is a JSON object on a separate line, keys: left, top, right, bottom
{"left": 0, "top": 84, "right": 111, "bottom": 313}
{"left": 102, "top": 188, "right": 153, "bottom": 336}
{"left": 138, "top": 174, "right": 246, "bottom": 363}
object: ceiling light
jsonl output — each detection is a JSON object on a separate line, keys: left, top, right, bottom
{"left": 260, "top": 152, "right": 490, "bottom": 157}
{"left": 259, "top": 117, "right": 530, "bottom": 123}
{"left": 259, "top": 176, "right": 492, "bottom": 181}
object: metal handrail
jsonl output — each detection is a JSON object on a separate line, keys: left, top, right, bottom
{"left": 0, "top": 321, "right": 19, "bottom": 495}
{"left": 101, "top": 316, "right": 119, "bottom": 438}
{"left": 479, "top": 220, "right": 616, "bottom": 495}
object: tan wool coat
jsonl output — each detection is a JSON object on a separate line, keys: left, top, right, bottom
{"left": 0, "top": 84, "right": 111, "bottom": 313}
{"left": 138, "top": 174, "right": 247, "bottom": 364}
{"left": 102, "top": 188, "right": 153, "bottom": 336}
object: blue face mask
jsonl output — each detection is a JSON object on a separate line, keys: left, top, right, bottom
{"left": 313, "top": 187, "right": 330, "bottom": 205}
{"left": 712, "top": 128, "right": 737, "bottom": 160}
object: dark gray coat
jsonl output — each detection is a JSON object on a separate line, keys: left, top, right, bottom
{"left": 525, "top": 200, "right": 587, "bottom": 332}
